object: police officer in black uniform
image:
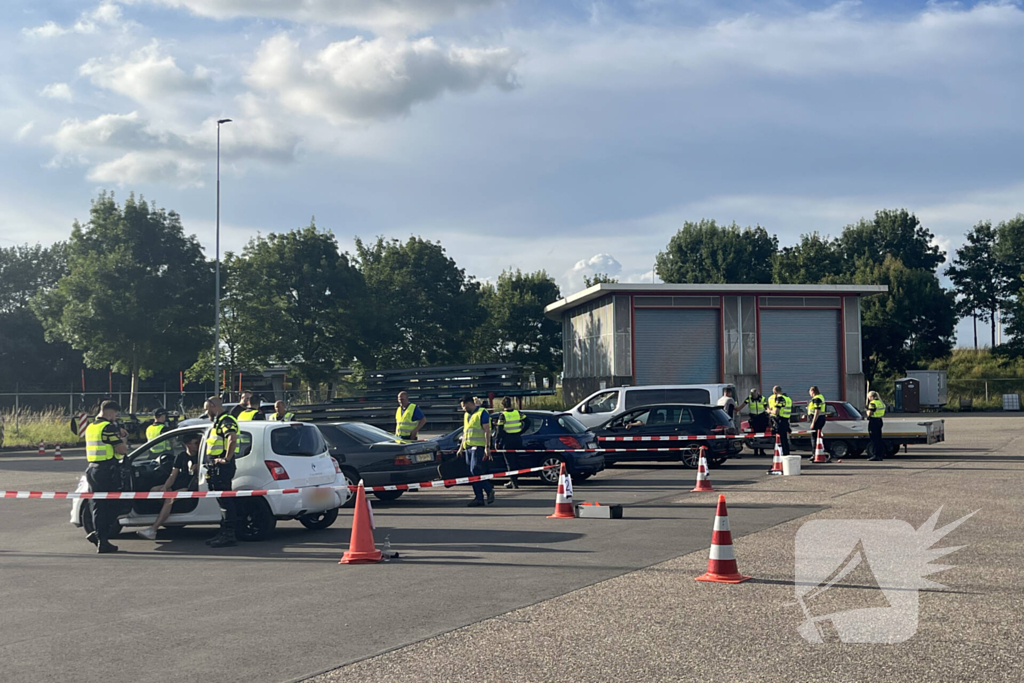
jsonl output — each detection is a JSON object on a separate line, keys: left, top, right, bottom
{"left": 203, "top": 396, "right": 240, "bottom": 548}
{"left": 83, "top": 400, "right": 128, "bottom": 553}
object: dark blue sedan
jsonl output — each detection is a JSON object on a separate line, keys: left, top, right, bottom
{"left": 432, "top": 410, "right": 604, "bottom": 485}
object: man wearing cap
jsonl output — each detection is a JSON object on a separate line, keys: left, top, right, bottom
{"left": 457, "top": 395, "right": 494, "bottom": 507}
{"left": 84, "top": 400, "right": 128, "bottom": 553}
{"left": 395, "top": 391, "right": 426, "bottom": 440}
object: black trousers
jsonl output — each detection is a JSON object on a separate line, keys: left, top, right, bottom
{"left": 85, "top": 461, "right": 121, "bottom": 542}
{"left": 869, "top": 418, "right": 884, "bottom": 459}
{"left": 499, "top": 432, "right": 523, "bottom": 481}
{"left": 749, "top": 414, "right": 769, "bottom": 454}
{"left": 207, "top": 463, "right": 237, "bottom": 534}
{"left": 773, "top": 416, "right": 791, "bottom": 455}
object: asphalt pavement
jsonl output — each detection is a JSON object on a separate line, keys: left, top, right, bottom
{"left": 0, "top": 446, "right": 815, "bottom": 683}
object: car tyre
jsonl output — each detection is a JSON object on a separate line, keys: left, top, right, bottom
{"left": 681, "top": 446, "right": 702, "bottom": 469}
{"left": 828, "top": 440, "right": 852, "bottom": 459}
{"left": 372, "top": 490, "right": 405, "bottom": 502}
{"left": 236, "top": 498, "right": 277, "bottom": 542}
{"left": 707, "top": 453, "right": 728, "bottom": 467}
{"left": 339, "top": 468, "right": 359, "bottom": 508}
{"left": 539, "top": 457, "right": 563, "bottom": 485}
{"left": 299, "top": 507, "right": 339, "bottom": 530}
{"left": 885, "top": 442, "right": 902, "bottom": 458}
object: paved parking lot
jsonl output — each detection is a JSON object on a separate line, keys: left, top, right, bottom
{"left": 2, "top": 414, "right": 1021, "bottom": 682}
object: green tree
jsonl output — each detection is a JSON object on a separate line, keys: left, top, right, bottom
{"left": 583, "top": 273, "right": 619, "bottom": 287}
{"left": 473, "top": 269, "right": 562, "bottom": 379}
{"left": 945, "top": 221, "right": 1007, "bottom": 349}
{"left": 772, "top": 233, "right": 843, "bottom": 284}
{"left": 995, "top": 215, "right": 1024, "bottom": 355}
{"left": 32, "top": 192, "right": 213, "bottom": 411}
{"left": 838, "top": 209, "right": 945, "bottom": 272}
{"left": 655, "top": 219, "right": 778, "bottom": 284}
{"left": 355, "top": 236, "right": 484, "bottom": 369}
{"left": 226, "top": 223, "right": 363, "bottom": 390}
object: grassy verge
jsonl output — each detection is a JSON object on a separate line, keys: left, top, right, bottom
{"left": 1, "top": 409, "right": 84, "bottom": 449}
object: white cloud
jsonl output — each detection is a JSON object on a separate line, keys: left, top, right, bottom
{"left": 22, "top": 2, "right": 124, "bottom": 38}
{"left": 127, "top": 0, "right": 498, "bottom": 34}
{"left": 40, "top": 83, "right": 74, "bottom": 101}
{"left": 246, "top": 34, "right": 519, "bottom": 123}
{"left": 14, "top": 121, "right": 36, "bottom": 141}
{"left": 51, "top": 112, "right": 185, "bottom": 153}
{"left": 80, "top": 41, "right": 212, "bottom": 103}
{"left": 564, "top": 253, "right": 623, "bottom": 291}
{"left": 87, "top": 151, "right": 205, "bottom": 186}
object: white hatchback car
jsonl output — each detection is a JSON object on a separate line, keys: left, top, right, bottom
{"left": 70, "top": 421, "right": 351, "bottom": 541}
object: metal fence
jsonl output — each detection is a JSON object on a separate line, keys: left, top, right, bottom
{"left": 947, "top": 378, "right": 1024, "bottom": 408}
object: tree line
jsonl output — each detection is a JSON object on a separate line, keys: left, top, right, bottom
{"left": 2, "top": 193, "right": 1022, "bottom": 409}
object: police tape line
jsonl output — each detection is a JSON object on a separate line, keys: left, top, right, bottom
{"left": 0, "top": 464, "right": 560, "bottom": 500}
{"left": 598, "top": 431, "right": 815, "bottom": 442}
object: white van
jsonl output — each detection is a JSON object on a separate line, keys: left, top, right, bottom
{"left": 569, "top": 384, "right": 736, "bottom": 429}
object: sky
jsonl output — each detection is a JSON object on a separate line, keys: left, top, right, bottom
{"left": 3, "top": 0, "right": 1023, "bottom": 346}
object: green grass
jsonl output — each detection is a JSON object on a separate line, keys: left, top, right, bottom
{"left": 0, "top": 409, "right": 84, "bottom": 449}
{"left": 521, "top": 391, "right": 568, "bottom": 411}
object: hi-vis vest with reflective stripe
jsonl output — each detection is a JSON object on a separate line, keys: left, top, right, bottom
{"left": 868, "top": 399, "right": 886, "bottom": 418}
{"left": 463, "top": 409, "right": 487, "bottom": 447}
{"left": 146, "top": 423, "right": 170, "bottom": 453}
{"left": 501, "top": 410, "right": 523, "bottom": 434}
{"left": 269, "top": 412, "right": 295, "bottom": 422}
{"left": 748, "top": 397, "right": 767, "bottom": 415}
{"left": 769, "top": 394, "right": 792, "bottom": 419}
{"left": 395, "top": 404, "right": 418, "bottom": 437}
{"left": 206, "top": 414, "right": 239, "bottom": 456}
{"left": 86, "top": 420, "right": 116, "bottom": 462}
{"left": 808, "top": 394, "right": 826, "bottom": 416}
{"left": 238, "top": 409, "right": 260, "bottom": 421}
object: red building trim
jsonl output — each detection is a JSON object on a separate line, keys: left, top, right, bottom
{"left": 839, "top": 297, "right": 848, "bottom": 401}
{"left": 755, "top": 298, "right": 763, "bottom": 393}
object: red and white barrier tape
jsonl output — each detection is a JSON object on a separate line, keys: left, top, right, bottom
{"left": 599, "top": 430, "right": 815, "bottom": 442}
{"left": 0, "top": 464, "right": 561, "bottom": 500}
{"left": 493, "top": 449, "right": 597, "bottom": 453}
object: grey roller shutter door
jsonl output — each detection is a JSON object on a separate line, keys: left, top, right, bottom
{"left": 634, "top": 309, "right": 720, "bottom": 385}
{"left": 760, "top": 309, "right": 841, "bottom": 399}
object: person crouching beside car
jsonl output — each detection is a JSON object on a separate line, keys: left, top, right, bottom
{"left": 136, "top": 433, "right": 202, "bottom": 541}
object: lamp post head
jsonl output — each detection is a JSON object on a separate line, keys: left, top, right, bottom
{"left": 217, "top": 118, "right": 232, "bottom": 125}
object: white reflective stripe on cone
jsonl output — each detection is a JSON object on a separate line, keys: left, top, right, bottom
{"left": 709, "top": 543, "right": 735, "bottom": 561}
{"left": 713, "top": 515, "right": 730, "bottom": 532}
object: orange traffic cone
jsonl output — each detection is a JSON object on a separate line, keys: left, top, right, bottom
{"left": 38, "top": 441, "right": 45, "bottom": 457}
{"left": 691, "top": 447, "right": 715, "bottom": 492}
{"left": 339, "top": 482, "right": 382, "bottom": 564}
{"left": 768, "top": 434, "right": 784, "bottom": 475}
{"left": 547, "top": 462, "right": 576, "bottom": 519}
{"left": 695, "top": 494, "right": 751, "bottom": 584}
{"left": 812, "top": 431, "right": 829, "bottom": 463}
{"left": 53, "top": 444, "right": 63, "bottom": 461}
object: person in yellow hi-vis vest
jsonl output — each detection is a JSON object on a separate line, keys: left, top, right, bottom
{"left": 457, "top": 394, "right": 494, "bottom": 507}
{"left": 768, "top": 386, "right": 793, "bottom": 456}
{"left": 865, "top": 391, "right": 887, "bottom": 461}
{"left": 203, "top": 396, "right": 241, "bottom": 548}
{"left": 496, "top": 397, "right": 525, "bottom": 489}
{"left": 395, "top": 391, "right": 426, "bottom": 440}
{"left": 145, "top": 408, "right": 171, "bottom": 456}
{"left": 84, "top": 400, "right": 128, "bottom": 553}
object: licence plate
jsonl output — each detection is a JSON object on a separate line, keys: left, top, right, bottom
{"left": 412, "top": 453, "right": 434, "bottom": 463}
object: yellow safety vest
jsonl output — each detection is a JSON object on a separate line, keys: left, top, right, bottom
{"left": 269, "top": 412, "right": 295, "bottom": 422}
{"left": 808, "top": 394, "right": 826, "bottom": 416}
{"left": 463, "top": 408, "right": 487, "bottom": 448}
{"left": 868, "top": 399, "right": 886, "bottom": 418}
{"left": 501, "top": 410, "right": 523, "bottom": 434}
{"left": 206, "top": 414, "right": 239, "bottom": 456}
{"left": 748, "top": 397, "right": 767, "bottom": 415}
{"left": 395, "top": 404, "right": 418, "bottom": 438}
{"left": 146, "top": 422, "right": 170, "bottom": 454}
{"left": 769, "top": 395, "right": 792, "bottom": 419}
{"left": 86, "top": 419, "right": 116, "bottom": 462}
{"left": 238, "top": 409, "right": 260, "bottom": 421}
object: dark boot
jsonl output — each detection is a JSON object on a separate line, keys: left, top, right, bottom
{"left": 208, "top": 533, "right": 236, "bottom": 548}
{"left": 97, "top": 541, "right": 118, "bottom": 554}
{"left": 86, "top": 532, "right": 99, "bottom": 547}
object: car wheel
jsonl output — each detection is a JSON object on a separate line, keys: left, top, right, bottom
{"left": 828, "top": 440, "right": 852, "bottom": 459}
{"left": 708, "top": 453, "right": 728, "bottom": 467}
{"left": 373, "top": 490, "right": 405, "bottom": 502}
{"left": 885, "top": 442, "right": 902, "bottom": 458}
{"left": 339, "top": 468, "right": 359, "bottom": 508}
{"left": 539, "top": 457, "right": 562, "bottom": 485}
{"left": 236, "top": 499, "right": 277, "bottom": 542}
{"left": 299, "top": 507, "right": 339, "bottom": 530}
{"left": 575, "top": 472, "right": 593, "bottom": 481}
{"left": 681, "top": 446, "right": 702, "bottom": 469}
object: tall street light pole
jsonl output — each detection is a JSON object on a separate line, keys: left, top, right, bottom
{"left": 215, "top": 118, "right": 232, "bottom": 399}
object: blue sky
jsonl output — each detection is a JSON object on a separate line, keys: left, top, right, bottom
{"left": 3, "top": 1, "right": 1023, "bottom": 346}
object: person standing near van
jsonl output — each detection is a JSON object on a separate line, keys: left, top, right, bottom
{"left": 865, "top": 391, "right": 886, "bottom": 461}
{"left": 740, "top": 388, "right": 770, "bottom": 456}
{"left": 768, "top": 386, "right": 792, "bottom": 455}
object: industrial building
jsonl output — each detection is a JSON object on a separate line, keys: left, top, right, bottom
{"left": 544, "top": 283, "right": 888, "bottom": 407}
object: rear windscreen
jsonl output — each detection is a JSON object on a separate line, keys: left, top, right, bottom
{"left": 271, "top": 425, "right": 327, "bottom": 457}
{"left": 625, "top": 388, "right": 711, "bottom": 409}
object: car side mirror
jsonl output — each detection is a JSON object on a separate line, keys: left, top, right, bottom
{"left": 580, "top": 405, "right": 590, "bottom": 414}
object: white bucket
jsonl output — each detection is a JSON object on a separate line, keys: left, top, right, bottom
{"left": 782, "top": 455, "right": 802, "bottom": 476}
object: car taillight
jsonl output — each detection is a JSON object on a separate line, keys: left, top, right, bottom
{"left": 265, "top": 460, "right": 289, "bottom": 481}
{"left": 394, "top": 455, "right": 411, "bottom": 466}
{"left": 332, "top": 458, "right": 341, "bottom": 474}
{"left": 558, "top": 436, "right": 581, "bottom": 449}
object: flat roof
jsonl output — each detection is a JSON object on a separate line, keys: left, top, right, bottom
{"left": 544, "top": 283, "right": 889, "bottom": 319}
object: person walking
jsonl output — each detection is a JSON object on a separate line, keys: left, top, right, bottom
{"left": 458, "top": 395, "right": 494, "bottom": 507}
{"left": 268, "top": 400, "right": 294, "bottom": 421}
{"left": 806, "top": 386, "right": 828, "bottom": 461}
{"left": 495, "top": 397, "right": 524, "bottom": 489}
{"left": 136, "top": 432, "right": 201, "bottom": 540}
{"left": 740, "top": 388, "right": 769, "bottom": 456}
{"left": 865, "top": 391, "right": 887, "bottom": 461}
{"left": 145, "top": 408, "right": 171, "bottom": 456}
{"left": 84, "top": 400, "right": 128, "bottom": 553}
{"left": 395, "top": 391, "right": 426, "bottom": 440}
{"left": 768, "top": 386, "right": 792, "bottom": 456}
{"left": 203, "top": 396, "right": 240, "bottom": 548}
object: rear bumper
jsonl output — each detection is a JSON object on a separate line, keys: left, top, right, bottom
{"left": 267, "top": 474, "right": 350, "bottom": 517}
{"left": 360, "top": 463, "right": 440, "bottom": 487}
{"left": 568, "top": 453, "right": 605, "bottom": 474}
